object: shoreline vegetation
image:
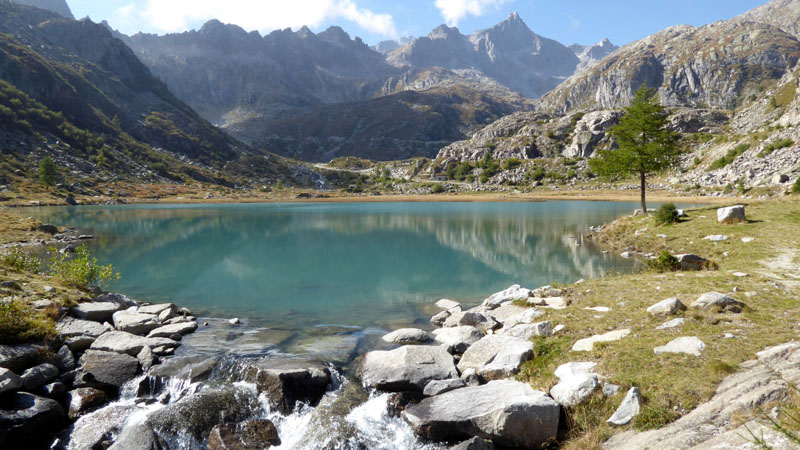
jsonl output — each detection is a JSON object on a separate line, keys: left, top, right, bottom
{"left": 1, "top": 190, "right": 799, "bottom": 449}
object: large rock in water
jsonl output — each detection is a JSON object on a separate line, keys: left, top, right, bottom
{"left": 717, "top": 205, "right": 746, "bottom": 224}
{"left": 90, "top": 331, "right": 180, "bottom": 356}
{"left": 108, "top": 421, "right": 168, "bottom": 450}
{"left": 241, "top": 358, "right": 332, "bottom": 414}
{"left": 77, "top": 350, "right": 139, "bottom": 391}
{"left": 457, "top": 335, "right": 532, "bottom": 380}
{"left": 359, "top": 345, "right": 458, "bottom": 393}
{"left": 0, "top": 392, "right": 67, "bottom": 447}
{"left": 207, "top": 419, "right": 281, "bottom": 450}
{"left": 402, "top": 380, "right": 559, "bottom": 448}
{"left": 148, "top": 386, "right": 264, "bottom": 441}
{"left": 112, "top": 311, "right": 161, "bottom": 335}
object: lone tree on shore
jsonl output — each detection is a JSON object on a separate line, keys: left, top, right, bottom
{"left": 38, "top": 156, "right": 58, "bottom": 186}
{"left": 589, "top": 86, "right": 681, "bottom": 213}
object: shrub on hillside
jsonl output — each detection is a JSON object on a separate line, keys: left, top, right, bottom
{"left": 646, "top": 251, "right": 680, "bottom": 272}
{"left": 1, "top": 250, "right": 41, "bottom": 273}
{"left": 654, "top": 203, "right": 680, "bottom": 226}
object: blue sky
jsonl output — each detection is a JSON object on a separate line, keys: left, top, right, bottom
{"left": 69, "top": 0, "right": 767, "bottom": 47}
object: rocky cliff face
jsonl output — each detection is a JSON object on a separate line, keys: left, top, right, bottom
{"left": 538, "top": 20, "right": 800, "bottom": 113}
{"left": 12, "top": 0, "right": 72, "bottom": 18}
{"left": 388, "top": 13, "right": 579, "bottom": 99}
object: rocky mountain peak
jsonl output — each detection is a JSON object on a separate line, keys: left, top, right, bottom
{"left": 428, "top": 24, "right": 463, "bottom": 41}
{"left": 318, "top": 26, "right": 353, "bottom": 46}
{"left": 12, "top": 0, "right": 72, "bottom": 19}
{"left": 297, "top": 25, "right": 314, "bottom": 39}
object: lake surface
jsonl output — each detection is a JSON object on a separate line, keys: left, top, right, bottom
{"left": 32, "top": 201, "right": 638, "bottom": 330}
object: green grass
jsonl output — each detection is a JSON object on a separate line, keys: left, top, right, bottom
{"left": 1, "top": 249, "right": 41, "bottom": 273}
{"left": 0, "top": 299, "right": 57, "bottom": 345}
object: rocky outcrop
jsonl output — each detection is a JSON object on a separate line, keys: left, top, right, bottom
{"left": 457, "top": 335, "right": 533, "bottom": 380}
{"left": 604, "top": 342, "right": 800, "bottom": 448}
{"left": 359, "top": 345, "right": 458, "bottom": 393}
{"left": 563, "top": 110, "right": 623, "bottom": 158}
{"left": 402, "top": 380, "right": 560, "bottom": 448}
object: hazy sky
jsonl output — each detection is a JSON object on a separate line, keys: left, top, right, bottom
{"left": 68, "top": 0, "right": 767, "bottom": 46}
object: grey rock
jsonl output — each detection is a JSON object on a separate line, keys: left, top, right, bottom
{"left": 66, "top": 387, "right": 106, "bottom": 419}
{"left": 550, "top": 362, "right": 600, "bottom": 407}
{"left": 92, "top": 293, "right": 136, "bottom": 309}
{"left": 435, "top": 299, "right": 461, "bottom": 310}
{"left": 207, "top": 419, "right": 281, "bottom": 450}
{"left": 381, "top": 328, "right": 431, "bottom": 345}
{"left": 481, "top": 284, "right": 531, "bottom": 309}
{"left": 138, "top": 303, "right": 176, "bottom": 315}
{"left": 461, "top": 368, "right": 481, "bottom": 387}
{"left": 56, "top": 345, "right": 75, "bottom": 372}
{"left": 457, "top": 335, "right": 533, "bottom": 380}
{"left": 77, "top": 350, "right": 139, "bottom": 391}
{"left": 443, "top": 311, "right": 500, "bottom": 332}
{"left": 21, "top": 363, "right": 59, "bottom": 391}
{"left": 137, "top": 346, "right": 156, "bottom": 372}
{"left": 423, "top": 378, "right": 466, "bottom": 396}
{"left": 359, "top": 345, "right": 458, "bottom": 393}
{"left": 71, "top": 302, "right": 121, "bottom": 322}
{"left": 431, "top": 307, "right": 459, "bottom": 326}
{"left": 147, "top": 322, "right": 198, "bottom": 338}
{"left": 717, "top": 205, "right": 747, "bottom": 224}
{"left": 149, "top": 356, "right": 218, "bottom": 383}
{"left": 656, "top": 318, "right": 686, "bottom": 330}
{"left": 607, "top": 387, "right": 642, "bottom": 426}
{"left": 64, "top": 404, "right": 135, "bottom": 450}
{"left": 242, "top": 358, "right": 332, "bottom": 414}
{"left": 703, "top": 235, "right": 729, "bottom": 242}
{"left": 91, "top": 331, "right": 179, "bottom": 356}
{"left": 676, "top": 254, "right": 713, "bottom": 271}
{"left": 0, "top": 367, "right": 22, "bottom": 395}
{"left": 691, "top": 292, "right": 746, "bottom": 312}
{"left": 449, "top": 436, "right": 497, "bottom": 450}
{"left": 158, "top": 308, "right": 177, "bottom": 323}
{"left": 56, "top": 316, "right": 112, "bottom": 339}
{"left": 42, "top": 381, "right": 66, "bottom": 396}
{"left": 497, "top": 321, "right": 553, "bottom": 339}
{"left": 654, "top": 337, "right": 706, "bottom": 357}
{"left": 65, "top": 336, "right": 97, "bottom": 352}
{"left": 37, "top": 224, "right": 59, "bottom": 234}
{"left": 0, "top": 343, "right": 48, "bottom": 372}
{"left": 603, "top": 383, "right": 622, "bottom": 397}
{"left": 432, "top": 326, "right": 484, "bottom": 354}
{"left": 148, "top": 385, "right": 264, "bottom": 441}
{"left": 108, "top": 421, "right": 168, "bottom": 450}
{"left": 0, "top": 392, "right": 67, "bottom": 447}
{"left": 402, "top": 379, "right": 560, "bottom": 448}
{"left": 646, "top": 298, "right": 687, "bottom": 316}
{"left": 572, "top": 329, "right": 631, "bottom": 351}
{"left": 112, "top": 311, "right": 161, "bottom": 335}
{"left": 563, "top": 110, "right": 624, "bottom": 157}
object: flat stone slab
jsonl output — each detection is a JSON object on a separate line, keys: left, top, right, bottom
{"left": 484, "top": 303, "right": 529, "bottom": 327}
{"left": 529, "top": 297, "right": 568, "bottom": 309}
{"left": 71, "top": 302, "right": 121, "bottom": 322}
{"left": 56, "top": 316, "right": 112, "bottom": 338}
{"left": 656, "top": 318, "right": 686, "bottom": 330}
{"left": 138, "top": 303, "right": 176, "bottom": 315}
{"left": 78, "top": 350, "right": 139, "bottom": 390}
{"left": 607, "top": 387, "right": 642, "bottom": 426}
{"left": 402, "top": 379, "right": 559, "bottom": 449}
{"left": 0, "top": 343, "right": 48, "bottom": 372}
{"left": 423, "top": 378, "right": 466, "bottom": 396}
{"left": 381, "top": 328, "right": 431, "bottom": 345}
{"left": 359, "top": 345, "right": 458, "bottom": 393}
{"left": 572, "top": 329, "right": 631, "bottom": 352}
{"left": 457, "top": 335, "right": 533, "bottom": 380}
{"left": 112, "top": 311, "right": 161, "bottom": 335}
{"left": 91, "top": 331, "right": 179, "bottom": 356}
{"left": 550, "top": 362, "right": 600, "bottom": 407}
{"left": 654, "top": 336, "right": 705, "bottom": 356}
{"left": 443, "top": 311, "right": 499, "bottom": 332}
{"left": 147, "top": 322, "right": 198, "bottom": 339}
{"left": 432, "top": 326, "right": 484, "bottom": 354}
{"left": 703, "top": 235, "right": 729, "bottom": 242}
{"left": 435, "top": 299, "right": 461, "bottom": 310}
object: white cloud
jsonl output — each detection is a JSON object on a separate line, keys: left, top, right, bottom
{"left": 569, "top": 15, "right": 581, "bottom": 30}
{"left": 434, "top": 0, "right": 513, "bottom": 26}
{"left": 137, "top": 0, "right": 396, "bottom": 36}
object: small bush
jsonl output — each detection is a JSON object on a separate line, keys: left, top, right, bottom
{"left": 503, "top": 158, "right": 522, "bottom": 170}
{"left": 1, "top": 250, "right": 41, "bottom": 273}
{"left": 431, "top": 183, "right": 445, "bottom": 194}
{"left": 646, "top": 251, "right": 680, "bottom": 273}
{"left": 48, "top": 245, "right": 120, "bottom": 288}
{"left": 38, "top": 156, "right": 58, "bottom": 186}
{"left": 709, "top": 143, "right": 750, "bottom": 170}
{"left": 793, "top": 178, "right": 800, "bottom": 194}
{"left": 758, "top": 138, "right": 794, "bottom": 158}
{"left": 654, "top": 203, "right": 680, "bottom": 226}
{"left": 0, "top": 300, "right": 56, "bottom": 344}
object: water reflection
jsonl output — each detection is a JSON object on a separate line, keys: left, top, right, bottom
{"left": 32, "top": 202, "right": 637, "bottom": 327}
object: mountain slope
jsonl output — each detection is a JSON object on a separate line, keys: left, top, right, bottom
{"left": 0, "top": 1, "right": 260, "bottom": 187}
{"left": 12, "top": 0, "right": 72, "bottom": 18}
{"left": 570, "top": 38, "right": 619, "bottom": 73}
{"left": 538, "top": 20, "right": 800, "bottom": 113}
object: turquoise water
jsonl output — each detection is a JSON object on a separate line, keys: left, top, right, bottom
{"left": 32, "top": 201, "right": 638, "bottom": 329}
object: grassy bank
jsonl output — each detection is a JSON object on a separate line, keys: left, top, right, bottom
{"left": 515, "top": 198, "right": 800, "bottom": 448}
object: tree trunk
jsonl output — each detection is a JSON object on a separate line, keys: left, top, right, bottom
{"left": 640, "top": 172, "right": 647, "bottom": 213}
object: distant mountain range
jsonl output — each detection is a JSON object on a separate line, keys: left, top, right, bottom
{"left": 116, "top": 12, "right": 616, "bottom": 161}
